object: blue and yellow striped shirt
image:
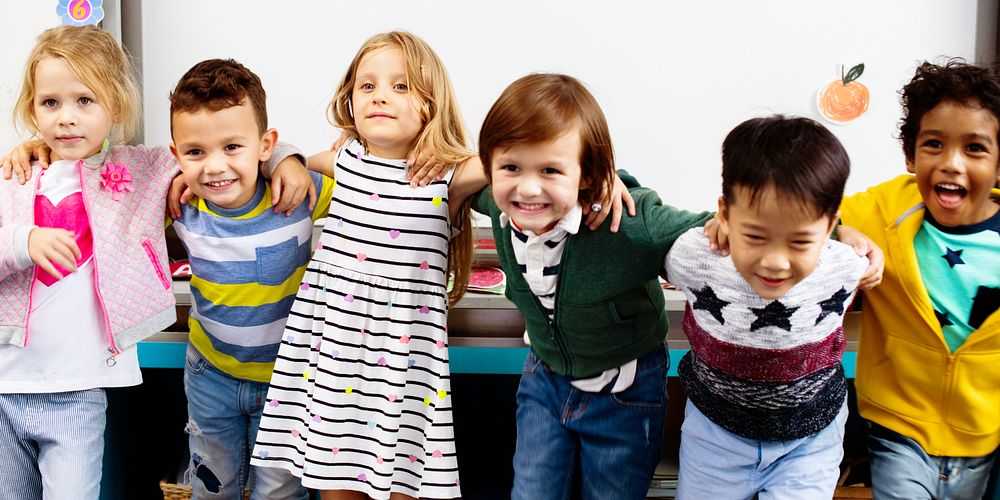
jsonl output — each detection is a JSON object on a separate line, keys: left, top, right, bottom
{"left": 173, "top": 172, "right": 333, "bottom": 381}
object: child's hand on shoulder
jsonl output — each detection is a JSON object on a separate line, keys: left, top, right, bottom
{"left": 406, "top": 146, "right": 451, "bottom": 188}
{"left": 703, "top": 214, "right": 729, "bottom": 256}
{"left": 167, "top": 174, "right": 193, "bottom": 219}
{"left": 271, "top": 157, "right": 317, "bottom": 215}
{"left": 585, "top": 174, "right": 636, "bottom": 232}
{"left": 836, "top": 225, "right": 884, "bottom": 290}
{"left": 28, "top": 227, "right": 80, "bottom": 281}
{"left": 1, "top": 139, "right": 50, "bottom": 185}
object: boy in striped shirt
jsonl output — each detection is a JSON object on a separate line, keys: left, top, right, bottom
{"left": 168, "top": 59, "right": 332, "bottom": 500}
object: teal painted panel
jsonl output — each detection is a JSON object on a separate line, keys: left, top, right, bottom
{"left": 448, "top": 347, "right": 529, "bottom": 374}
{"left": 138, "top": 342, "right": 859, "bottom": 377}
{"left": 137, "top": 342, "right": 186, "bottom": 368}
{"left": 842, "top": 351, "right": 857, "bottom": 378}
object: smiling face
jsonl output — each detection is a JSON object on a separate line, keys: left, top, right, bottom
{"left": 351, "top": 46, "right": 424, "bottom": 159}
{"left": 490, "top": 126, "right": 584, "bottom": 234}
{"left": 32, "top": 57, "right": 115, "bottom": 161}
{"left": 908, "top": 100, "right": 1000, "bottom": 227}
{"left": 720, "top": 184, "right": 837, "bottom": 300}
{"left": 170, "top": 101, "right": 275, "bottom": 209}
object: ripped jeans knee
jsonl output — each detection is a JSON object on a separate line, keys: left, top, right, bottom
{"left": 183, "top": 417, "right": 242, "bottom": 499}
{"left": 185, "top": 451, "right": 223, "bottom": 495}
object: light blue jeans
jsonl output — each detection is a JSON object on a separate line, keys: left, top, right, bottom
{"left": 184, "top": 345, "right": 309, "bottom": 500}
{"left": 0, "top": 389, "right": 107, "bottom": 500}
{"left": 677, "top": 399, "right": 848, "bottom": 500}
{"left": 867, "top": 420, "right": 995, "bottom": 500}
{"left": 511, "top": 344, "right": 669, "bottom": 500}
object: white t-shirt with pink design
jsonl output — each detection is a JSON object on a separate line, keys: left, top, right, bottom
{"left": 0, "top": 159, "right": 141, "bottom": 393}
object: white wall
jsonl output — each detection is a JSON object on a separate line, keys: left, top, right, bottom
{"left": 7, "top": 1, "right": 996, "bottom": 211}
{"left": 1, "top": 3, "right": 61, "bottom": 151}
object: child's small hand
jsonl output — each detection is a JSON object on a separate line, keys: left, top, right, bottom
{"left": 167, "top": 174, "right": 194, "bottom": 219}
{"left": 271, "top": 157, "right": 317, "bottom": 215}
{"left": 1, "top": 139, "right": 49, "bottom": 185}
{"left": 406, "top": 143, "right": 450, "bottom": 188}
{"left": 28, "top": 227, "right": 81, "bottom": 281}
{"left": 837, "top": 225, "right": 884, "bottom": 290}
{"left": 584, "top": 175, "right": 636, "bottom": 232}
{"left": 703, "top": 214, "right": 729, "bottom": 256}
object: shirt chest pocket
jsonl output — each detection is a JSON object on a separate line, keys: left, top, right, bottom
{"left": 256, "top": 237, "right": 300, "bottom": 286}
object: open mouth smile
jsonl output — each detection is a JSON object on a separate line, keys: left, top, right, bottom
{"left": 934, "top": 183, "right": 967, "bottom": 209}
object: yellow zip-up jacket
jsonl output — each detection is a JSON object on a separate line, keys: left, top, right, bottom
{"left": 841, "top": 174, "right": 1000, "bottom": 457}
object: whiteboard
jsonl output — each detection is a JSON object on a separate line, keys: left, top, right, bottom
{"left": 139, "top": 1, "right": 999, "bottom": 209}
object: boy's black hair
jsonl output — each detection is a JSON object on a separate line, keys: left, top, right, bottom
{"left": 900, "top": 59, "right": 1000, "bottom": 162}
{"left": 722, "top": 115, "right": 849, "bottom": 218}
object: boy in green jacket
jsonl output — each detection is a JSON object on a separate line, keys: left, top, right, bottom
{"left": 472, "top": 73, "right": 714, "bottom": 499}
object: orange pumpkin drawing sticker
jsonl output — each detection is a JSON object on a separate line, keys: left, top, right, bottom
{"left": 818, "top": 63, "right": 869, "bottom": 124}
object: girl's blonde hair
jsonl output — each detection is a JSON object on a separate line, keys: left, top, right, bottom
{"left": 329, "top": 31, "right": 475, "bottom": 306}
{"left": 14, "top": 25, "right": 141, "bottom": 145}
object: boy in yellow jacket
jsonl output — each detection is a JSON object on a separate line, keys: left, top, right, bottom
{"left": 840, "top": 60, "right": 1000, "bottom": 499}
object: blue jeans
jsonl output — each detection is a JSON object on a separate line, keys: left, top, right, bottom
{"left": 184, "top": 345, "right": 309, "bottom": 500}
{"left": 677, "top": 399, "right": 847, "bottom": 500}
{"left": 511, "top": 344, "right": 668, "bottom": 500}
{"left": 867, "top": 420, "right": 995, "bottom": 500}
{"left": 0, "top": 390, "right": 107, "bottom": 500}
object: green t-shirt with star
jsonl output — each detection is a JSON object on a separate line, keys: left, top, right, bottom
{"left": 914, "top": 207, "right": 1000, "bottom": 352}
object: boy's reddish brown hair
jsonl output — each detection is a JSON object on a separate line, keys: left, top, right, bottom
{"left": 478, "top": 74, "right": 615, "bottom": 207}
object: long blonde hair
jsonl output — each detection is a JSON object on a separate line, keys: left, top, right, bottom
{"left": 14, "top": 25, "right": 141, "bottom": 145}
{"left": 329, "top": 31, "right": 475, "bottom": 305}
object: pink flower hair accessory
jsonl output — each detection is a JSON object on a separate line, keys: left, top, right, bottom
{"left": 101, "top": 161, "right": 134, "bottom": 201}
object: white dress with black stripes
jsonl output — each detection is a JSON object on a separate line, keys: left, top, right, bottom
{"left": 251, "top": 140, "right": 460, "bottom": 498}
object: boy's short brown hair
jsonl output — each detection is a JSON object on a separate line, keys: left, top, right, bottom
{"left": 478, "top": 74, "right": 615, "bottom": 207}
{"left": 169, "top": 58, "right": 268, "bottom": 136}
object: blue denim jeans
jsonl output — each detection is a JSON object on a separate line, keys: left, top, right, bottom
{"left": 867, "top": 420, "right": 995, "bottom": 500}
{"left": 677, "top": 399, "right": 847, "bottom": 500}
{"left": 511, "top": 343, "right": 668, "bottom": 500}
{"left": 184, "top": 345, "right": 309, "bottom": 500}
{"left": 0, "top": 389, "right": 107, "bottom": 500}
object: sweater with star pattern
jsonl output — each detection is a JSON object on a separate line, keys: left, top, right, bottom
{"left": 666, "top": 228, "right": 866, "bottom": 441}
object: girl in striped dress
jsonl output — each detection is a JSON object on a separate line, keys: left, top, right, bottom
{"left": 250, "top": 31, "right": 487, "bottom": 500}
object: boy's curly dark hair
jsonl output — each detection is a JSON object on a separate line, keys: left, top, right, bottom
{"left": 899, "top": 59, "right": 1000, "bottom": 162}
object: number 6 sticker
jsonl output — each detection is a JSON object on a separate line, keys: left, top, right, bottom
{"left": 57, "top": 0, "right": 105, "bottom": 26}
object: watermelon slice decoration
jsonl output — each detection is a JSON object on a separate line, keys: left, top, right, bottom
{"left": 468, "top": 267, "right": 506, "bottom": 293}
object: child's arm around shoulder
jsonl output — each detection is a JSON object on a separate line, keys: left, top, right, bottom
{"left": 448, "top": 156, "right": 489, "bottom": 222}
{"left": 307, "top": 150, "right": 336, "bottom": 179}
{"left": 637, "top": 185, "right": 715, "bottom": 250}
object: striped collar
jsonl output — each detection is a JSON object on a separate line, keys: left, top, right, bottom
{"left": 499, "top": 205, "right": 583, "bottom": 239}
